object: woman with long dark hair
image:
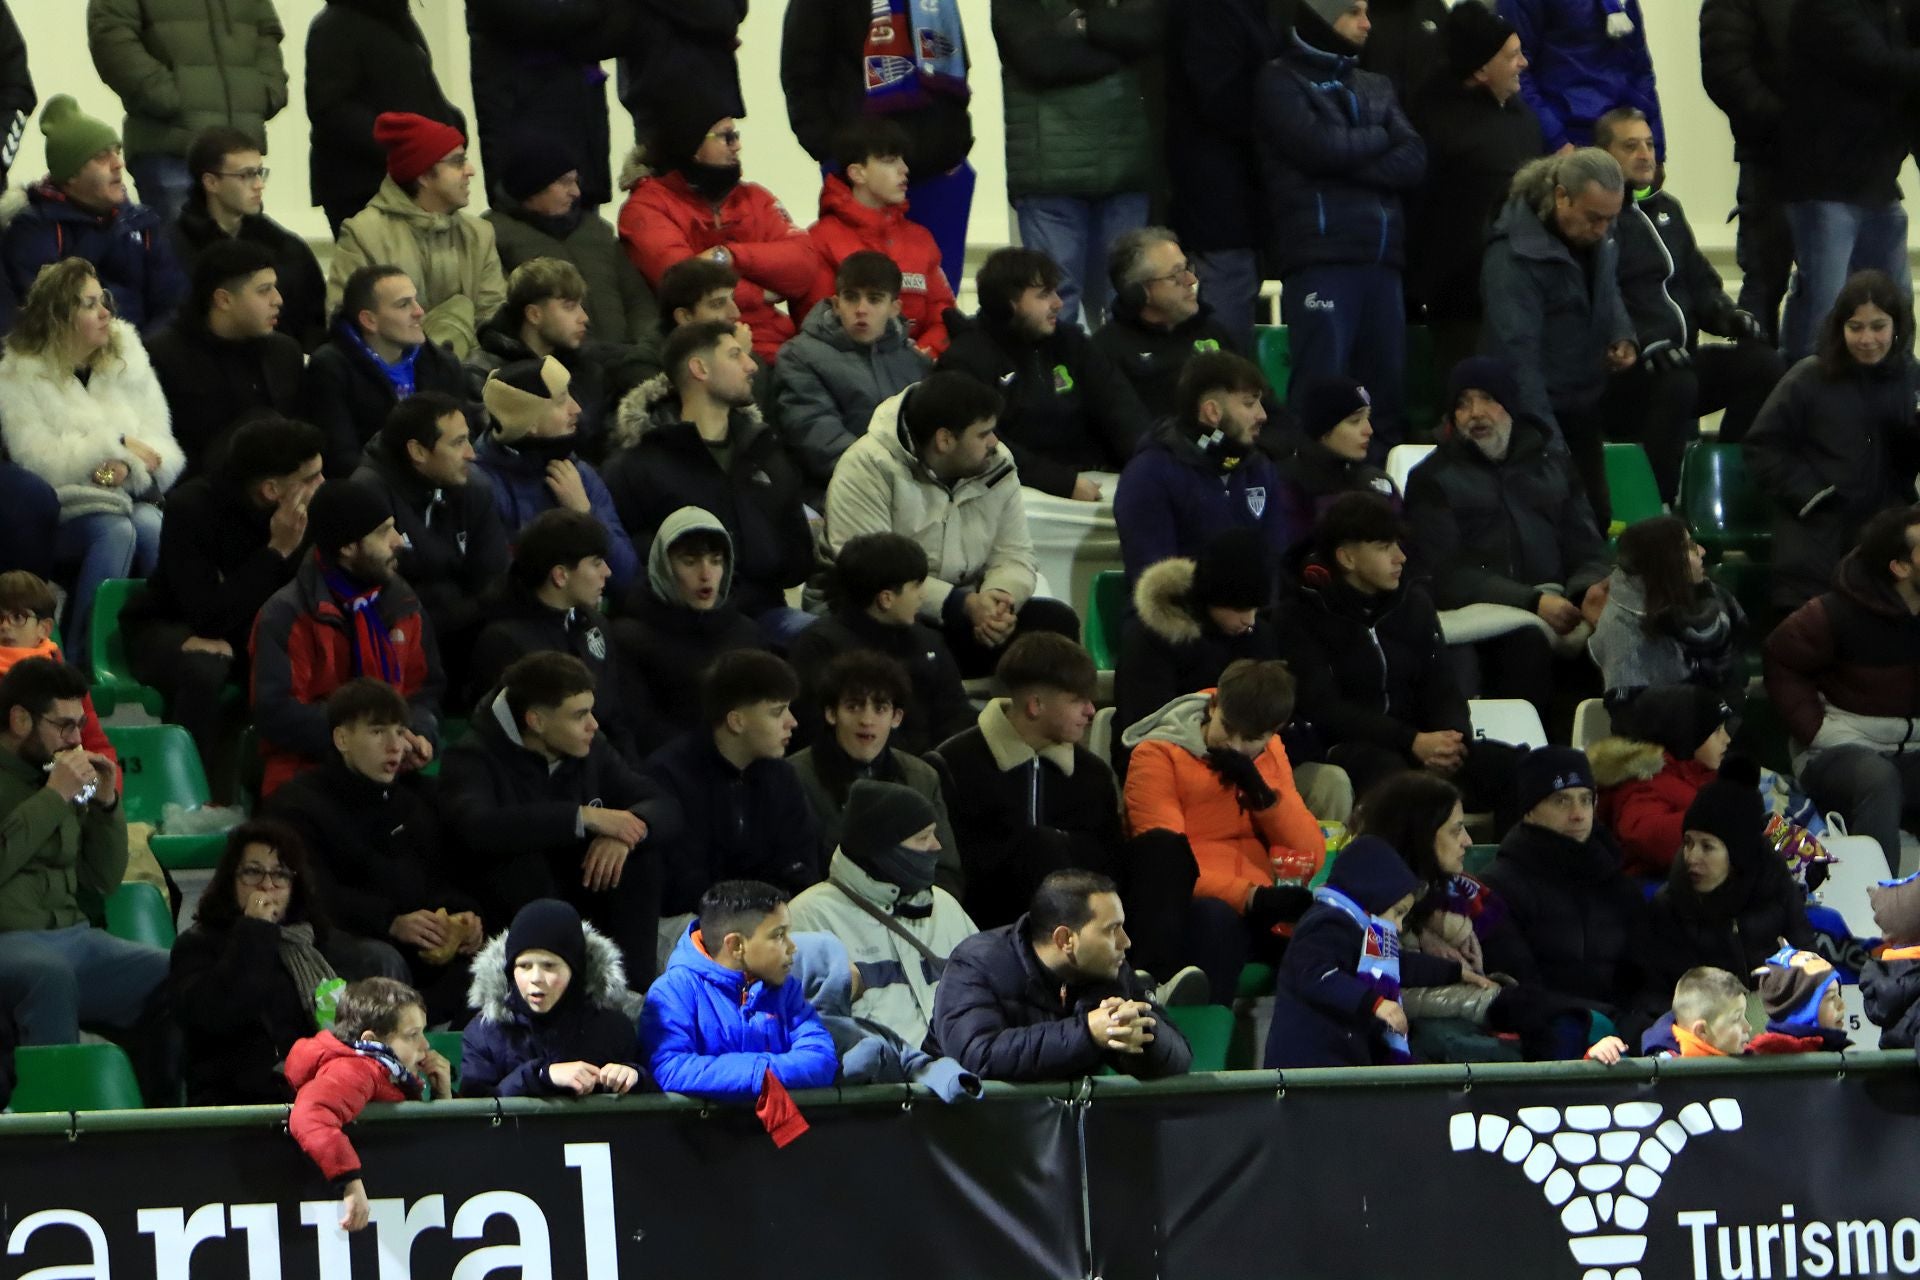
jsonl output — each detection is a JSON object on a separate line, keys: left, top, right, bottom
{"left": 1589, "top": 514, "right": 1745, "bottom": 699}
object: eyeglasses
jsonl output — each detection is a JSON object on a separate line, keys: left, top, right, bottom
{"left": 237, "top": 865, "right": 297, "bottom": 886}
{"left": 34, "top": 713, "right": 84, "bottom": 735}
{"left": 1142, "top": 262, "right": 1197, "bottom": 287}
{"left": 705, "top": 129, "right": 742, "bottom": 146}
{"left": 0, "top": 609, "right": 49, "bottom": 628}
{"left": 216, "top": 167, "right": 270, "bottom": 183}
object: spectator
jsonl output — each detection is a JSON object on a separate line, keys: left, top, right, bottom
{"left": 644, "top": 652, "right": 821, "bottom": 949}
{"left": 940, "top": 247, "right": 1150, "bottom": 500}
{"left": 169, "top": 820, "right": 338, "bottom": 1105}
{"left": 825, "top": 373, "right": 1081, "bottom": 676}
{"left": 615, "top": 0, "right": 746, "bottom": 142}
{"left": 1746, "top": 948, "right": 1849, "bottom": 1055}
{"left": 1766, "top": 505, "right": 1920, "bottom": 872}
{"left": 1863, "top": 878, "right": 1920, "bottom": 1050}
{"left": 146, "top": 238, "right": 303, "bottom": 474}
{"left": 991, "top": 0, "right": 1162, "bottom": 327}
{"left": 1747, "top": 269, "right": 1920, "bottom": 611}
{"left": 250, "top": 478, "right": 444, "bottom": 796}
{"left": 304, "top": 265, "right": 467, "bottom": 477}
{"left": 122, "top": 417, "right": 322, "bottom": 760}
{"left": 1163, "top": 0, "right": 1286, "bottom": 349}
{"left": 481, "top": 142, "right": 662, "bottom": 379}
{"left": 799, "top": 119, "right": 957, "bottom": 356}
{"left": 0, "top": 573, "right": 118, "bottom": 774}
{"left": 460, "top": 898, "right": 647, "bottom": 1099}
{"left": 641, "top": 879, "right": 837, "bottom": 1104}
{"left": 1596, "top": 107, "right": 1784, "bottom": 490}
{"left": 1278, "top": 493, "right": 1515, "bottom": 809}
{"left": 1776, "top": 0, "right": 1920, "bottom": 361}
{"left": 0, "top": 2, "right": 32, "bottom": 190}
{"left": 474, "top": 355, "right": 640, "bottom": 590}
{"left": 788, "top": 651, "right": 963, "bottom": 897}
{"left": 441, "top": 651, "right": 680, "bottom": 989}
{"left": 604, "top": 321, "right": 812, "bottom": 631}
{"left": 1092, "top": 227, "right": 1246, "bottom": 421}
{"left": 467, "top": 258, "right": 623, "bottom": 464}
{"left": 85, "top": 0, "right": 285, "bottom": 224}
{"left": 790, "top": 533, "right": 971, "bottom": 756}
{"left": 1406, "top": 3, "right": 1542, "bottom": 377}
{"left": 353, "top": 392, "right": 508, "bottom": 688}
{"left": 1405, "top": 357, "right": 1611, "bottom": 726}
{"left": 1699, "top": 0, "right": 1795, "bottom": 344}
{"left": 616, "top": 507, "right": 767, "bottom": 756}
{"left": 303, "top": 0, "right": 462, "bottom": 236}
{"left": 1, "top": 95, "right": 187, "bottom": 335}
{"left": 654, "top": 256, "right": 746, "bottom": 336}
{"left": 1114, "top": 351, "right": 1286, "bottom": 585}
{"left": 775, "top": 251, "right": 934, "bottom": 493}
{"left": 326, "top": 113, "right": 505, "bottom": 361}
{"left": 1498, "top": 0, "right": 1662, "bottom": 156}
{"left": 1588, "top": 684, "right": 1737, "bottom": 878}
{"left": 1588, "top": 514, "right": 1745, "bottom": 699}
{"left": 932, "top": 635, "right": 1121, "bottom": 929}
{"left": 618, "top": 101, "right": 819, "bottom": 364}
{"left": 1274, "top": 377, "right": 1400, "bottom": 551}
{"left": 1480, "top": 149, "right": 1636, "bottom": 528}
{"left": 468, "top": 510, "right": 645, "bottom": 764}
{"left": 790, "top": 930, "right": 983, "bottom": 1096}
{"left": 464, "top": 0, "right": 621, "bottom": 211}
{"left": 788, "top": 779, "right": 977, "bottom": 1048}
{"left": 1258, "top": 0, "right": 1427, "bottom": 454}
{"left": 263, "top": 680, "right": 481, "bottom": 1021}
{"left": 0, "top": 658, "right": 162, "bottom": 1048}
{"left": 171, "top": 125, "right": 327, "bottom": 351}
{"left": 780, "top": 0, "right": 975, "bottom": 284}
{"left": 1121, "top": 658, "right": 1329, "bottom": 1000}
{"left": 930, "top": 869, "right": 1193, "bottom": 1081}
{"left": 0, "top": 256, "right": 183, "bottom": 654}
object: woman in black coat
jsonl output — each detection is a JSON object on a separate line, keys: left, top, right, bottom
{"left": 168, "top": 820, "right": 339, "bottom": 1106}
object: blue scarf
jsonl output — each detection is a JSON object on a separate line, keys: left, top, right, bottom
{"left": 1312, "top": 885, "right": 1412, "bottom": 1064}
{"left": 352, "top": 1039, "right": 427, "bottom": 1098}
{"left": 343, "top": 323, "right": 421, "bottom": 399}
{"left": 863, "top": 0, "right": 968, "bottom": 112}
{"left": 320, "top": 560, "right": 401, "bottom": 684}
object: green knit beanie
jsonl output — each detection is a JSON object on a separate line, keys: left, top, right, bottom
{"left": 41, "top": 95, "right": 120, "bottom": 186}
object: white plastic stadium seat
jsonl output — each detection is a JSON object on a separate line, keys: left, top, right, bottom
{"left": 1816, "top": 835, "right": 1893, "bottom": 941}
{"left": 1571, "top": 698, "right": 1612, "bottom": 749}
{"left": 1468, "top": 698, "right": 1548, "bottom": 750}
{"left": 1385, "top": 444, "right": 1435, "bottom": 495}
{"left": 1088, "top": 706, "right": 1117, "bottom": 769}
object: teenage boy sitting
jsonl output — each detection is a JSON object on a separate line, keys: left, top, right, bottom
{"left": 775, "top": 251, "right": 934, "bottom": 490}
{"left": 803, "top": 118, "right": 955, "bottom": 356}
{"left": 644, "top": 651, "right": 823, "bottom": 958}
{"left": 789, "top": 650, "right": 962, "bottom": 896}
{"left": 789, "top": 531, "right": 972, "bottom": 755}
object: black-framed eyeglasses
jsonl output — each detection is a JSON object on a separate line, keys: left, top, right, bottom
{"left": 237, "top": 865, "right": 297, "bottom": 886}
{"left": 216, "top": 167, "right": 270, "bottom": 183}
{"left": 0, "top": 609, "right": 50, "bottom": 628}
{"left": 33, "top": 712, "right": 84, "bottom": 735}
{"left": 1142, "top": 262, "right": 1196, "bottom": 287}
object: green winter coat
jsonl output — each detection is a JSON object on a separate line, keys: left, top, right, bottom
{"left": 483, "top": 204, "right": 663, "bottom": 355}
{"left": 86, "top": 0, "right": 289, "bottom": 158}
{"left": 327, "top": 177, "right": 508, "bottom": 359}
{"left": 0, "top": 749, "right": 129, "bottom": 934}
{"left": 991, "top": 0, "right": 1163, "bottom": 199}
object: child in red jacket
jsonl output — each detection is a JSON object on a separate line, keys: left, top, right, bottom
{"left": 1587, "top": 685, "right": 1735, "bottom": 877}
{"left": 287, "top": 978, "right": 451, "bottom": 1232}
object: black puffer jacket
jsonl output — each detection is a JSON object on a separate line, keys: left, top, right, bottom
{"left": 1114, "top": 556, "right": 1283, "bottom": 736}
{"left": 615, "top": 0, "right": 745, "bottom": 124}
{"left": 1614, "top": 189, "right": 1742, "bottom": 354}
{"left": 1164, "top": 0, "right": 1286, "bottom": 254}
{"left": 467, "top": 585, "right": 648, "bottom": 765}
{"left": 465, "top": 0, "right": 621, "bottom": 208}
{"left": 302, "top": 325, "right": 469, "bottom": 477}
{"left": 1482, "top": 821, "right": 1650, "bottom": 1021}
{"left": 1698, "top": 0, "right": 1794, "bottom": 165}
{"left": 1861, "top": 951, "right": 1920, "bottom": 1050}
{"left": 1637, "top": 857, "right": 1812, "bottom": 1024}
{"left": 146, "top": 316, "right": 304, "bottom": 477}
{"left": 1090, "top": 297, "right": 1244, "bottom": 422}
{"left": 169, "top": 917, "right": 320, "bottom": 1105}
{"left": 1405, "top": 79, "right": 1542, "bottom": 322}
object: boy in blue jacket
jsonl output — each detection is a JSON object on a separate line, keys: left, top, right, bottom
{"left": 641, "top": 880, "right": 837, "bottom": 1142}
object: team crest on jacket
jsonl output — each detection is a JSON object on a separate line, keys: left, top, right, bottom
{"left": 1246, "top": 486, "right": 1266, "bottom": 518}
{"left": 586, "top": 627, "right": 607, "bottom": 661}
{"left": 455, "top": 531, "right": 469, "bottom": 555}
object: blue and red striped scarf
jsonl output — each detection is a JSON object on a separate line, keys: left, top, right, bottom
{"left": 862, "top": 0, "right": 968, "bottom": 112}
{"left": 320, "top": 560, "right": 401, "bottom": 685}
{"left": 1313, "top": 885, "right": 1412, "bottom": 1064}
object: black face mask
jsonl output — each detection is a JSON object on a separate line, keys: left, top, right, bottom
{"left": 858, "top": 842, "right": 939, "bottom": 896}
{"left": 683, "top": 161, "right": 742, "bottom": 202}
{"left": 508, "top": 433, "right": 577, "bottom": 464}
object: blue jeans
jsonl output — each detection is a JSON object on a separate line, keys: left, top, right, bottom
{"left": 0, "top": 923, "right": 171, "bottom": 1045}
{"left": 1014, "top": 192, "right": 1150, "bottom": 329}
{"left": 1192, "top": 248, "right": 1261, "bottom": 355}
{"left": 125, "top": 152, "right": 195, "bottom": 225}
{"left": 905, "top": 162, "right": 976, "bottom": 293}
{"left": 1280, "top": 263, "right": 1409, "bottom": 454}
{"left": 1780, "top": 200, "right": 1911, "bottom": 361}
{"left": 55, "top": 504, "right": 162, "bottom": 665}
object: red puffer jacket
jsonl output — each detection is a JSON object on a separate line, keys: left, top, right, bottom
{"left": 802, "top": 175, "right": 955, "bottom": 356}
{"left": 618, "top": 170, "right": 821, "bottom": 363}
{"left": 1588, "top": 735, "right": 1714, "bottom": 877}
{"left": 286, "top": 1033, "right": 417, "bottom": 1183}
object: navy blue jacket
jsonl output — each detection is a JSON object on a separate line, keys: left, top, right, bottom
{"left": 1164, "top": 0, "right": 1286, "bottom": 253}
{"left": 1113, "top": 422, "right": 1295, "bottom": 585}
{"left": 642, "top": 733, "right": 823, "bottom": 916}
{"left": 1499, "top": 0, "right": 1662, "bottom": 156}
{"left": 0, "top": 185, "right": 187, "bottom": 334}
{"left": 471, "top": 433, "right": 640, "bottom": 591}
{"left": 1254, "top": 32, "right": 1426, "bottom": 277}
{"left": 460, "top": 924, "right": 647, "bottom": 1098}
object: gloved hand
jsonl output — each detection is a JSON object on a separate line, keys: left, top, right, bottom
{"left": 1642, "top": 343, "right": 1691, "bottom": 374}
{"left": 1247, "top": 884, "right": 1314, "bottom": 934}
{"left": 1205, "top": 748, "right": 1276, "bottom": 812}
{"left": 1730, "top": 310, "right": 1768, "bottom": 343}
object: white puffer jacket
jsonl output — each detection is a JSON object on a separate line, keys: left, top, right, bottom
{"left": 0, "top": 318, "right": 183, "bottom": 497}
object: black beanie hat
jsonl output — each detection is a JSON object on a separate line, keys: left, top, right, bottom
{"left": 1326, "top": 836, "right": 1424, "bottom": 915}
{"left": 646, "top": 87, "right": 737, "bottom": 171}
{"left": 505, "top": 898, "right": 587, "bottom": 977}
{"left": 501, "top": 134, "right": 583, "bottom": 203}
{"left": 1513, "top": 746, "right": 1596, "bottom": 817}
{"left": 1447, "top": 356, "right": 1521, "bottom": 420}
{"left": 1682, "top": 756, "right": 1768, "bottom": 877}
{"left": 1191, "top": 528, "right": 1273, "bottom": 610}
{"left": 841, "top": 779, "right": 939, "bottom": 871}
{"left": 1444, "top": 1, "right": 1518, "bottom": 81}
{"left": 307, "top": 479, "right": 391, "bottom": 563}
{"left": 1299, "top": 375, "right": 1372, "bottom": 440}
{"left": 1615, "top": 685, "right": 1736, "bottom": 762}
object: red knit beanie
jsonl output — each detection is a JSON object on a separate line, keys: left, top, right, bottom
{"left": 373, "top": 112, "right": 465, "bottom": 186}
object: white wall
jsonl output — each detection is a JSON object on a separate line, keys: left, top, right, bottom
{"left": 12, "top": 0, "right": 1904, "bottom": 257}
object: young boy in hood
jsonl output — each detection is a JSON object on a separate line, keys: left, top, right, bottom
{"left": 1587, "top": 685, "right": 1737, "bottom": 878}
{"left": 1748, "top": 946, "right": 1849, "bottom": 1055}
{"left": 1862, "top": 874, "right": 1920, "bottom": 1050}
{"left": 287, "top": 977, "right": 451, "bottom": 1233}
{"left": 461, "top": 898, "right": 648, "bottom": 1097}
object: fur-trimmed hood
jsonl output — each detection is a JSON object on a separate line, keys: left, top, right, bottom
{"left": 617, "top": 145, "right": 653, "bottom": 193}
{"left": 609, "top": 371, "right": 764, "bottom": 452}
{"left": 465, "top": 919, "right": 643, "bottom": 1024}
{"left": 1134, "top": 557, "right": 1203, "bottom": 646}
{"left": 1586, "top": 735, "right": 1667, "bottom": 790}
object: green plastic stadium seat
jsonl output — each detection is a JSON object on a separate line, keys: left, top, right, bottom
{"left": 1236, "top": 962, "right": 1276, "bottom": 1000}
{"left": 427, "top": 1030, "right": 464, "bottom": 1095}
{"left": 10, "top": 1043, "right": 145, "bottom": 1112}
{"left": 1679, "top": 442, "right": 1772, "bottom": 561}
{"left": 1603, "top": 442, "right": 1663, "bottom": 535}
{"left": 1084, "top": 570, "right": 1128, "bottom": 671}
{"left": 150, "top": 832, "right": 229, "bottom": 871}
{"left": 1255, "top": 325, "right": 1292, "bottom": 401}
{"left": 87, "top": 578, "right": 165, "bottom": 717}
{"left": 1164, "top": 1004, "right": 1235, "bottom": 1072}
{"left": 105, "top": 724, "right": 211, "bottom": 828}
{"left": 1708, "top": 558, "right": 1775, "bottom": 683}
{"left": 103, "top": 881, "right": 175, "bottom": 949}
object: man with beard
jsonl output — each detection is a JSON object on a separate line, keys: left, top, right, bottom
{"left": 1092, "top": 227, "right": 1246, "bottom": 421}
{"left": 250, "top": 478, "right": 446, "bottom": 796}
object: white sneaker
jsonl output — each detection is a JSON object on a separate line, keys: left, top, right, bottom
{"left": 1153, "top": 965, "right": 1210, "bottom": 1007}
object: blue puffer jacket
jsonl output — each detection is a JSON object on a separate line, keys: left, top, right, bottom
{"left": 640, "top": 923, "right": 838, "bottom": 1098}
{"left": 0, "top": 184, "right": 188, "bottom": 334}
{"left": 471, "top": 433, "right": 640, "bottom": 590}
{"left": 1113, "top": 422, "right": 1296, "bottom": 584}
{"left": 1254, "top": 31, "right": 1426, "bottom": 277}
{"left": 1499, "top": 0, "right": 1663, "bottom": 156}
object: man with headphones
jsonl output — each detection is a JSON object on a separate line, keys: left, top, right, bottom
{"left": 1092, "top": 227, "right": 1248, "bottom": 422}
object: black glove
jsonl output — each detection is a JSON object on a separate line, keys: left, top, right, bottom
{"left": 1205, "top": 747, "right": 1276, "bottom": 812}
{"left": 1730, "top": 310, "right": 1768, "bottom": 343}
{"left": 1247, "top": 884, "right": 1314, "bottom": 935}
{"left": 1642, "top": 342, "right": 1691, "bottom": 374}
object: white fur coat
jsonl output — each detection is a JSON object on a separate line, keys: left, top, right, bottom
{"left": 0, "top": 318, "right": 184, "bottom": 496}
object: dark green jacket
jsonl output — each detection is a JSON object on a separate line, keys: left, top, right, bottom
{"left": 87, "top": 0, "right": 289, "bottom": 158}
{"left": 0, "top": 749, "right": 129, "bottom": 933}
{"left": 483, "top": 203, "right": 663, "bottom": 356}
{"left": 992, "top": 0, "right": 1163, "bottom": 198}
